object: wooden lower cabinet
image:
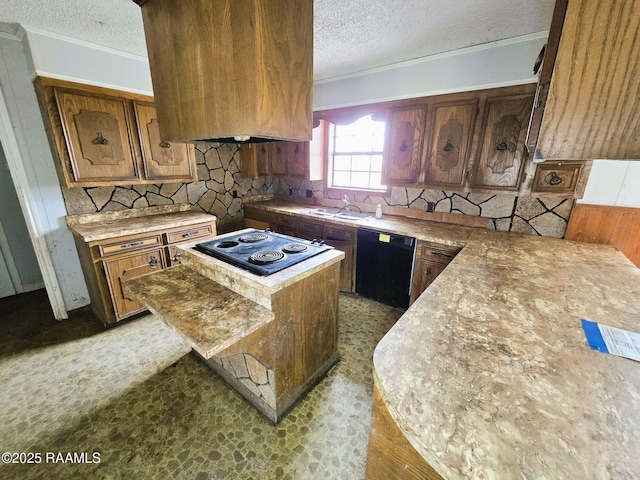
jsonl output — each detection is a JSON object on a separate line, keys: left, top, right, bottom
{"left": 73, "top": 220, "right": 216, "bottom": 326}
{"left": 104, "top": 247, "right": 167, "bottom": 320}
{"left": 409, "top": 241, "right": 460, "bottom": 305}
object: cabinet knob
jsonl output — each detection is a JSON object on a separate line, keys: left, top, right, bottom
{"left": 426, "top": 267, "right": 432, "bottom": 275}
{"left": 443, "top": 140, "right": 454, "bottom": 152}
{"left": 399, "top": 140, "right": 408, "bottom": 152}
{"left": 173, "top": 251, "right": 181, "bottom": 261}
{"left": 149, "top": 255, "right": 160, "bottom": 267}
{"left": 92, "top": 132, "right": 109, "bottom": 145}
{"left": 159, "top": 141, "right": 171, "bottom": 148}
{"left": 496, "top": 141, "right": 508, "bottom": 151}
{"left": 545, "top": 171, "right": 563, "bottom": 186}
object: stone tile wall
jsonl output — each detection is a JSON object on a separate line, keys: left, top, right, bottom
{"left": 60, "top": 141, "right": 574, "bottom": 239}
{"left": 61, "top": 143, "right": 275, "bottom": 233}
{"left": 276, "top": 179, "right": 575, "bottom": 239}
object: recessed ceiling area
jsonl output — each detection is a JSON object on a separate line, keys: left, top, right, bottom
{"left": 0, "top": 0, "right": 555, "bottom": 81}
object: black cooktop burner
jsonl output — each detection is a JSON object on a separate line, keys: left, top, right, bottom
{"left": 282, "top": 243, "right": 308, "bottom": 253}
{"left": 239, "top": 232, "right": 269, "bottom": 243}
{"left": 194, "top": 229, "right": 333, "bottom": 276}
{"left": 250, "top": 250, "right": 285, "bottom": 264}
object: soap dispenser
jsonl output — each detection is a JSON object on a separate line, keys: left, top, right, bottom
{"left": 375, "top": 204, "right": 383, "bottom": 219}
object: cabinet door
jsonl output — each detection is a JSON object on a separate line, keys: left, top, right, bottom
{"left": 423, "top": 100, "right": 477, "bottom": 188}
{"left": 54, "top": 88, "right": 139, "bottom": 184}
{"left": 473, "top": 94, "right": 534, "bottom": 190}
{"left": 383, "top": 106, "right": 426, "bottom": 185}
{"left": 286, "top": 142, "right": 308, "bottom": 179}
{"left": 239, "top": 143, "right": 270, "bottom": 178}
{"left": 103, "top": 247, "right": 166, "bottom": 322}
{"left": 270, "top": 143, "right": 288, "bottom": 177}
{"left": 133, "top": 101, "right": 196, "bottom": 181}
{"left": 323, "top": 237, "right": 354, "bottom": 292}
{"left": 410, "top": 259, "right": 446, "bottom": 306}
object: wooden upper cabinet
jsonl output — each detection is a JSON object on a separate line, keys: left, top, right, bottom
{"left": 132, "top": 101, "right": 196, "bottom": 182}
{"left": 472, "top": 93, "right": 534, "bottom": 190}
{"left": 533, "top": 0, "right": 640, "bottom": 160}
{"left": 136, "top": 0, "right": 313, "bottom": 143}
{"left": 36, "top": 77, "right": 197, "bottom": 188}
{"left": 54, "top": 88, "right": 139, "bottom": 184}
{"left": 286, "top": 142, "right": 309, "bottom": 179}
{"left": 239, "top": 121, "right": 326, "bottom": 181}
{"left": 423, "top": 100, "right": 477, "bottom": 188}
{"left": 383, "top": 107, "right": 426, "bottom": 185}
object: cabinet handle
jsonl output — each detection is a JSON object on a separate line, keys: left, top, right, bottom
{"left": 120, "top": 241, "right": 144, "bottom": 249}
{"left": 182, "top": 231, "right": 196, "bottom": 238}
{"left": 93, "top": 132, "right": 109, "bottom": 145}
{"left": 399, "top": 140, "right": 408, "bottom": 152}
{"left": 426, "top": 267, "right": 432, "bottom": 275}
{"left": 173, "top": 251, "right": 181, "bottom": 261}
{"left": 443, "top": 140, "right": 454, "bottom": 152}
{"left": 545, "top": 171, "right": 563, "bottom": 186}
{"left": 149, "top": 255, "right": 160, "bottom": 267}
{"left": 159, "top": 141, "right": 171, "bottom": 148}
{"left": 431, "top": 251, "right": 453, "bottom": 258}
{"left": 496, "top": 141, "right": 508, "bottom": 151}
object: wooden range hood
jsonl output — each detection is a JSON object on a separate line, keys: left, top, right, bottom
{"left": 133, "top": 0, "right": 313, "bottom": 144}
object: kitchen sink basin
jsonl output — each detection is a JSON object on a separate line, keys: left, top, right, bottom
{"left": 308, "top": 207, "right": 342, "bottom": 217}
{"left": 335, "top": 211, "right": 371, "bottom": 220}
{"left": 307, "top": 207, "right": 371, "bottom": 221}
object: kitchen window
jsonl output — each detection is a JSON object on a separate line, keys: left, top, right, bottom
{"left": 326, "top": 114, "right": 387, "bottom": 193}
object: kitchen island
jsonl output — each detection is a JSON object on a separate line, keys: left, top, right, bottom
{"left": 241, "top": 199, "right": 640, "bottom": 478}
{"left": 124, "top": 229, "right": 344, "bottom": 424}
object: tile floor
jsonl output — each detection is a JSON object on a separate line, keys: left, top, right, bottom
{"left": 0, "top": 289, "right": 402, "bottom": 479}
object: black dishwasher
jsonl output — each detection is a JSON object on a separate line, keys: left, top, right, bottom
{"left": 355, "top": 229, "right": 416, "bottom": 309}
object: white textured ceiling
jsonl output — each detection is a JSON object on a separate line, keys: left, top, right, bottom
{"left": 0, "top": 0, "right": 555, "bottom": 81}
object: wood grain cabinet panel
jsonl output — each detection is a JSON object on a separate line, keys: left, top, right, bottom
{"left": 531, "top": 162, "right": 583, "bottom": 194}
{"left": 473, "top": 93, "right": 534, "bottom": 190}
{"left": 103, "top": 247, "right": 167, "bottom": 321}
{"left": 423, "top": 100, "right": 477, "bottom": 188}
{"left": 383, "top": 106, "right": 426, "bottom": 185}
{"left": 409, "top": 241, "right": 460, "bottom": 305}
{"left": 133, "top": 101, "right": 196, "bottom": 181}
{"left": 37, "top": 78, "right": 197, "bottom": 187}
{"left": 54, "top": 88, "right": 139, "bottom": 184}
{"left": 533, "top": 0, "right": 640, "bottom": 160}
{"left": 286, "top": 142, "right": 309, "bottom": 179}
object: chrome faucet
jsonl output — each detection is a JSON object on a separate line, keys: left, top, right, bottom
{"left": 343, "top": 195, "right": 350, "bottom": 210}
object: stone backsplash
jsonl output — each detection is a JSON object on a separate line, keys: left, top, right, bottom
{"left": 60, "top": 142, "right": 573, "bottom": 238}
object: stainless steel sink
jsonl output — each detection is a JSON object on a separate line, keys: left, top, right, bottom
{"left": 335, "top": 211, "right": 371, "bottom": 220}
{"left": 307, "top": 207, "right": 371, "bottom": 221}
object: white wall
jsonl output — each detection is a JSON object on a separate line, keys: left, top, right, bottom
{"left": 579, "top": 160, "right": 640, "bottom": 207}
{"left": 0, "top": 33, "right": 88, "bottom": 311}
{"left": 313, "top": 33, "right": 546, "bottom": 110}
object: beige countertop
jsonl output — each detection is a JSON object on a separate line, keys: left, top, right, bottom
{"left": 66, "top": 204, "right": 216, "bottom": 242}
{"left": 248, "top": 200, "right": 640, "bottom": 479}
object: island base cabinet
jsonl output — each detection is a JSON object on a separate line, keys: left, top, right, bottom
{"left": 366, "top": 384, "right": 443, "bottom": 480}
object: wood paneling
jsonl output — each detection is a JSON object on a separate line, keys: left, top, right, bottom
{"left": 384, "top": 107, "right": 426, "bottom": 185}
{"left": 137, "top": 0, "right": 313, "bottom": 143}
{"left": 366, "top": 384, "right": 443, "bottom": 480}
{"left": 535, "top": 0, "right": 640, "bottom": 160}
{"left": 565, "top": 204, "right": 640, "bottom": 267}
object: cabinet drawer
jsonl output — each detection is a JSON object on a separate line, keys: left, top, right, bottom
{"left": 244, "top": 205, "right": 277, "bottom": 224}
{"left": 417, "top": 242, "right": 460, "bottom": 266}
{"left": 165, "top": 223, "right": 213, "bottom": 244}
{"left": 276, "top": 214, "right": 296, "bottom": 227}
{"left": 531, "top": 162, "right": 582, "bottom": 194}
{"left": 98, "top": 234, "right": 163, "bottom": 257}
{"left": 297, "top": 219, "right": 324, "bottom": 239}
{"left": 324, "top": 225, "right": 356, "bottom": 242}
